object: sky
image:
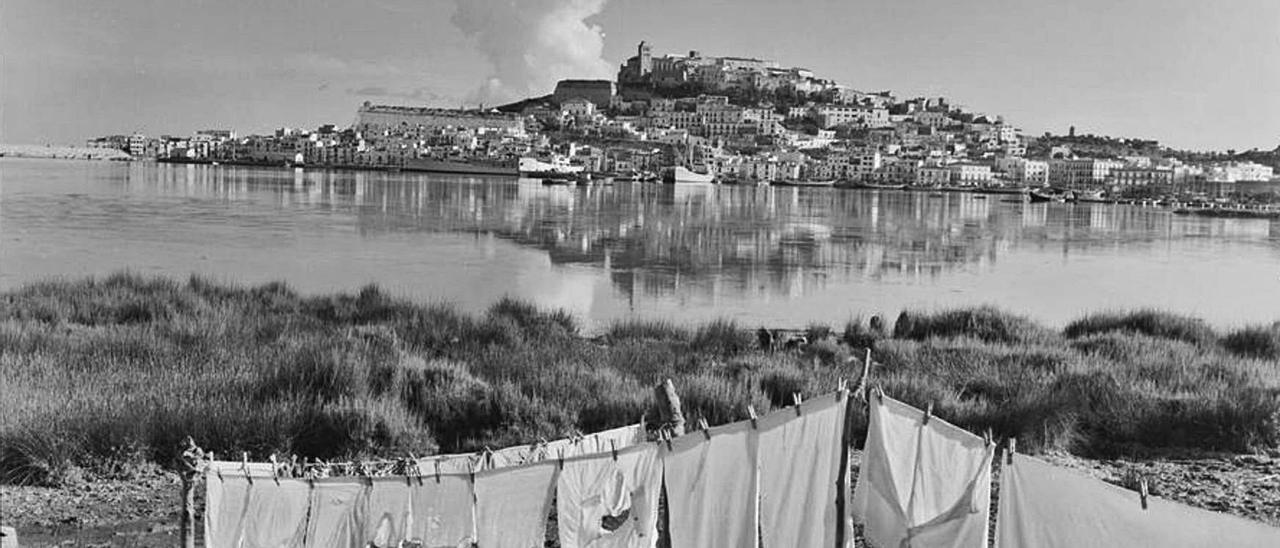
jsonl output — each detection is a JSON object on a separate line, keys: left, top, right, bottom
{"left": 2, "top": 0, "right": 1277, "bottom": 151}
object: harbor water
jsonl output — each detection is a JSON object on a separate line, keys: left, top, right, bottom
{"left": 3, "top": 158, "right": 1278, "bottom": 331}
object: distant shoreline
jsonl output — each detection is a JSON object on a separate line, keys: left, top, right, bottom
{"left": 0, "top": 143, "right": 131, "bottom": 162}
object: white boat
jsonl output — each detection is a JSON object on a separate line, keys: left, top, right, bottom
{"left": 519, "top": 156, "right": 585, "bottom": 177}
{"left": 662, "top": 166, "right": 715, "bottom": 184}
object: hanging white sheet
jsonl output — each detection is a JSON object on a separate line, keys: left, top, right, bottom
{"left": 850, "top": 395, "right": 993, "bottom": 548}
{"left": 996, "top": 453, "right": 1280, "bottom": 548}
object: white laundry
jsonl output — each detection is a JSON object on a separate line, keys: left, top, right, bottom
{"left": 996, "top": 453, "right": 1280, "bottom": 548}
{"left": 204, "top": 474, "right": 251, "bottom": 548}
{"left": 474, "top": 461, "right": 558, "bottom": 548}
{"left": 363, "top": 479, "right": 413, "bottom": 548}
{"left": 406, "top": 473, "right": 477, "bottom": 547}
{"left": 757, "top": 392, "right": 848, "bottom": 548}
{"left": 850, "top": 395, "right": 993, "bottom": 548}
{"left": 238, "top": 479, "right": 311, "bottom": 548}
{"left": 663, "top": 419, "right": 759, "bottom": 548}
{"left": 305, "top": 480, "right": 368, "bottom": 548}
{"left": 556, "top": 444, "right": 663, "bottom": 548}
{"left": 489, "top": 423, "right": 645, "bottom": 469}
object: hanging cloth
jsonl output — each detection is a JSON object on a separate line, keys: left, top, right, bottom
{"left": 996, "top": 453, "right": 1280, "bottom": 548}
{"left": 474, "top": 461, "right": 558, "bottom": 548}
{"left": 757, "top": 392, "right": 848, "bottom": 548}
{"left": 850, "top": 395, "right": 993, "bottom": 548}
{"left": 556, "top": 443, "right": 663, "bottom": 548}
{"left": 663, "top": 419, "right": 759, "bottom": 548}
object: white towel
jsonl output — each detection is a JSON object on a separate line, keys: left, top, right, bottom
{"left": 758, "top": 392, "right": 848, "bottom": 548}
{"left": 663, "top": 420, "right": 759, "bottom": 548}
{"left": 850, "top": 395, "right": 993, "bottom": 548}
{"left": 474, "top": 461, "right": 558, "bottom": 548}
{"left": 239, "top": 480, "right": 311, "bottom": 548}
{"left": 363, "top": 478, "right": 413, "bottom": 548}
{"left": 305, "top": 481, "right": 368, "bottom": 548}
{"left": 557, "top": 444, "right": 663, "bottom": 548}
{"left": 406, "top": 473, "right": 477, "bottom": 547}
{"left": 996, "top": 453, "right": 1280, "bottom": 548}
{"left": 204, "top": 474, "right": 251, "bottom": 548}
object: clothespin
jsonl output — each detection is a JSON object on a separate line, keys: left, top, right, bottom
{"left": 983, "top": 429, "right": 993, "bottom": 447}
{"left": 210, "top": 452, "right": 223, "bottom": 482}
{"left": 873, "top": 385, "right": 885, "bottom": 402}
{"left": 638, "top": 414, "right": 647, "bottom": 439}
{"left": 1007, "top": 438, "right": 1017, "bottom": 465}
{"left": 837, "top": 379, "right": 848, "bottom": 399}
{"left": 747, "top": 405, "right": 759, "bottom": 429}
{"left": 792, "top": 393, "right": 803, "bottom": 416}
{"left": 557, "top": 448, "right": 565, "bottom": 470}
{"left": 242, "top": 452, "right": 253, "bottom": 485}
{"left": 698, "top": 418, "right": 711, "bottom": 440}
{"left": 1139, "top": 478, "right": 1149, "bottom": 510}
{"left": 269, "top": 454, "right": 281, "bottom": 485}
{"left": 433, "top": 458, "right": 441, "bottom": 483}
{"left": 922, "top": 403, "right": 933, "bottom": 425}
{"left": 610, "top": 439, "right": 618, "bottom": 461}
{"left": 662, "top": 429, "right": 674, "bottom": 451}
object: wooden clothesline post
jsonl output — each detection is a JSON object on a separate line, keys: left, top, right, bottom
{"left": 655, "top": 378, "right": 686, "bottom": 436}
{"left": 179, "top": 436, "right": 205, "bottom": 548}
{"left": 835, "top": 348, "right": 875, "bottom": 548}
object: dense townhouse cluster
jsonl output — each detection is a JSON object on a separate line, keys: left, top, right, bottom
{"left": 93, "top": 40, "right": 1275, "bottom": 197}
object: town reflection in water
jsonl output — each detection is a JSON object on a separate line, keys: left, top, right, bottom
{"left": 142, "top": 163, "right": 1279, "bottom": 327}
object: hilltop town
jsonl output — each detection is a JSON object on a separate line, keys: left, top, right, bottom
{"left": 77, "top": 41, "right": 1280, "bottom": 203}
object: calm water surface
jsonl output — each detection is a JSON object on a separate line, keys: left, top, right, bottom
{"left": 3, "top": 158, "right": 1279, "bottom": 331}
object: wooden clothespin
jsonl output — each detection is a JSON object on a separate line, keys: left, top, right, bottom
{"left": 269, "top": 454, "right": 281, "bottom": 485}
{"left": 983, "top": 429, "right": 994, "bottom": 447}
{"left": 242, "top": 452, "right": 253, "bottom": 485}
{"left": 792, "top": 393, "right": 803, "bottom": 416}
{"left": 1007, "top": 438, "right": 1017, "bottom": 465}
{"left": 873, "top": 385, "right": 885, "bottom": 402}
{"left": 837, "top": 379, "right": 848, "bottom": 399}
{"left": 1139, "top": 478, "right": 1149, "bottom": 510}
{"left": 747, "top": 405, "right": 759, "bottom": 429}
{"left": 610, "top": 439, "right": 618, "bottom": 461}
{"left": 922, "top": 403, "right": 933, "bottom": 425}
{"left": 662, "top": 429, "right": 674, "bottom": 451}
{"left": 557, "top": 448, "right": 565, "bottom": 470}
{"left": 210, "top": 451, "right": 223, "bottom": 482}
{"left": 698, "top": 418, "right": 711, "bottom": 440}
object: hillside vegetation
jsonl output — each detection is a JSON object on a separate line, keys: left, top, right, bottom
{"left": 1, "top": 274, "right": 1277, "bottom": 486}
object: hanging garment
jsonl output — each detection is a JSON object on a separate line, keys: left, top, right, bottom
{"left": 757, "top": 392, "right": 847, "bottom": 548}
{"left": 406, "top": 473, "right": 477, "bottom": 547}
{"left": 474, "top": 461, "right": 558, "bottom": 548}
{"left": 305, "top": 480, "right": 369, "bottom": 548}
{"left": 996, "top": 453, "right": 1280, "bottom": 548}
{"left": 205, "top": 474, "right": 252, "bottom": 548}
{"left": 557, "top": 443, "right": 663, "bottom": 548}
{"left": 417, "top": 452, "right": 483, "bottom": 476}
{"left": 663, "top": 419, "right": 759, "bottom": 548}
{"left": 238, "top": 479, "right": 311, "bottom": 548}
{"left": 850, "top": 395, "right": 993, "bottom": 548}
{"left": 363, "top": 478, "right": 414, "bottom": 548}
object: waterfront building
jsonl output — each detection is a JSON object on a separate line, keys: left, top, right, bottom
{"left": 1111, "top": 167, "right": 1174, "bottom": 188}
{"left": 948, "top": 162, "right": 993, "bottom": 185}
{"left": 1048, "top": 158, "right": 1123, "bottom": 187}
{"left": 995, "top": 157, "right": 1048, "bottom": 185}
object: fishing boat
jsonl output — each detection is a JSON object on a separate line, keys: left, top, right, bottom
{"left": 662, "top": 166, "right": 716, "bottom": 184}
{"left": 1029, "top": 190, "right": 1064, "bottom": 203}
{"left": 773, "top": 179, "right": 837, "bottom": 188}
{"left": 852, "top": 182, "right": 908, "bottom": 190}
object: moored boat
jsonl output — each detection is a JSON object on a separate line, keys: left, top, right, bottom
{"left": 772, "top": 179, "right": 837, "bottom": 187}
{"left": 662, "top": 166, "right": 716, "bottom": 184}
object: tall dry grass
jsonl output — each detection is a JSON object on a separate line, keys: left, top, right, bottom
{"left": 1, "top": 274, "right": 1277, "bottom": 486}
